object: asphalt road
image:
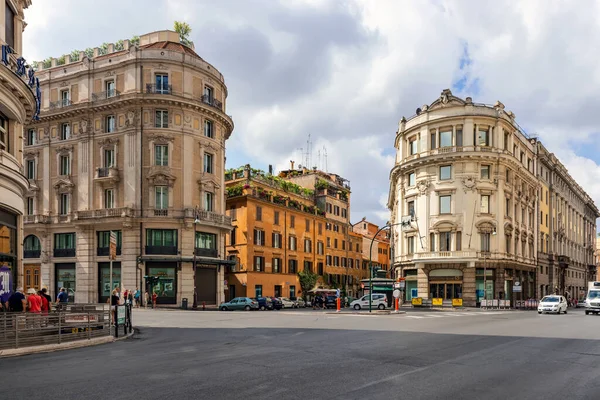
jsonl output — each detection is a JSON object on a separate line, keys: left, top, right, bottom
{"left": 2, "top": 308, "right": 600, "bottom": 400}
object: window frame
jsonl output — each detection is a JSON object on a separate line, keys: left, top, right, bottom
{"left": 155, "top": 110, "right": 169, "bottom": 128}
{"left": 105, "top": 115, "right": 116, "bottom": 133}
{"left": 439, "top": 165, "right": 452, "bottom": 180}
{"left": 204, "top": 120, "right": 214, "bottom": 138}
{"left": 203, "top": 152, "right": 214, "bottom": 174}
{"left": 154, "top": 144, "right": 168, "bottom": 166}
{"left": 480, "top": 195, "right": 490, "bottom": 214}
{"left": 59, "top": 155, "right": 71, "bottom": 175}
{"left": 439, "top": 195, "right": 451, "bottom": 214}
{"left": 155, "top": 186, "right": 168, "bottom": 209}
{"left": 104, "top": 188, "right": 115, "bottom": 209}
{"left": 480, "top": 165, "right": 490, "bottom": 180}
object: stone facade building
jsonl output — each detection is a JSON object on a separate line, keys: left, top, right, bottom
{"left": 1, "top": 0, "right": 35, "bottom": 293}
{"left": 23, "top": 30, "right": 234, "bottom": 305}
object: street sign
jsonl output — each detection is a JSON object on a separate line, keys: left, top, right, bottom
{"left": 412, "top": 297, "right": 422, "bottom": 306}
{"left": 393, "top": 283, "right": 400, "bottom": 289}
{"left": 399, "top": 281, "right": 405, "bottom": 289}
{"left": 513, "top": 281, "right": 522, "bottom": 292}
{"left": 117, "top": 305, "right": 126, "bottom": 324}
{"left": 109, "top": 231, "right": 117, "bottom": 260}
{"left": 432, "top": 298, "right": 443, "bottom": 306}
{"left": 393, "top": 289, "right": 401, "bottom": 298}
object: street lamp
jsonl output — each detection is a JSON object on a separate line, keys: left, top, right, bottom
{"left": 192, "top": 206, "right": 200, "bottom": 309}
{"left": 369, "top": 222, "right": 404, "bottom": 312}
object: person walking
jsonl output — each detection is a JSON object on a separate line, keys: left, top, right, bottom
{"left": 134, "top": 288, "right": 141, "bottom": 308}
{"left": 26, "top": 288, "right": 42, "bottom": 313}
{"left": 56, "top": 287, "right": 68, "bottom": 311}
{"left": 7, "top": 287, "right": 26, "bottom": 312}
{"left": 110, "top": 288, "right": 120, "bottom": 324}
{"left": 144, "top": 291, "right": 150, "bottom": 309}
{"left": 40, "top": 288, "right": 52, "bottom": 312}
{"left": 152, "top": 291, "right": 157, "bottom": 309}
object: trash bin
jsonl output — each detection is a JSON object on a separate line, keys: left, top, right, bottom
{"left": 182, "top": 298, "right": 188, "bottom": 310}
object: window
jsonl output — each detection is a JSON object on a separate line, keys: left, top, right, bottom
{"left": 305, "top": 219, "right": 310, "bottom": 232}
{"left": 317, "top": 241, "right": 324, "bottom": 255}
{"left": 408, "top": 172, "right": 415, "bottom": 186}
{"left": 274, "top": 211, "right": 279, "bottom": 225}
{"left": 290, "top": 285, "right": 296, "bottom": 298}
{"left": 440, "top": 130, "right": 452, "bottom": 147}
{"left": 26, "top": 159, "right": 35, "bottom": 179}
{"left": 480, "top": 195, "right": 490, "bottom": 214}
{"left": 506, "top": 199, "right": 511, "bottom": 217}
{"left": 504, "top": 132, "right": 509, "bottom": 150}
{"left": 546, "top": 190, "right": 548, "bottom": 204}
{"left": 204, "top": 85, "right": 214, "bottom": 101}
{"left": 342, "top": 240, "right": 346, "bottom": 250}
{"left": 326, "top": 237, "right": 331, "bottom": 247}
{"left": 146, "top": 229, "right": 177, "bottom": 247}
{"left": 333, "top": 256, "right": 339, "bottom": 267}
{"left": 26, "top": 129, "right": 36, "bottom": 146}
{"left": 272, "top": 258, "right": 282, "bottom": 273}
{"left": 155, "top": 186, "right": 168, "bottom": 209}
{"left": 290, "top": 215, "right": 295, "bottom": 228}
{"left": 26, "top": 197, "right": 34, "bottom": 215}
{"left": 155, "top": 74, "right": 169, "bottom": 94}
{"left": 342, "top": 208, "right": 347, "bottom": 218}
{"left": 318, "top": 223, "right": 322, "bottom": 235}
{"left": 253, "top": 229, "right": 266, "bottom": 246}
{"left": 439, "top": 195, "right": 451, "bottom": 214}
{"left": 288, "top": 236, "right": 297, "bottom": 251}
{"left": 98, "top": 230, "right": 122, "bottom": 253}
{"left": 256, "top": 206, "right": 262, "bottom": 221}
{"left": 204, "top": 192, "right": 214, "bottom": 212}
{"left": 104, "top": 149, "right": 115, "bottom": 168}
{"left": 456, "top": 128, "right": 463, "bottom": 147}
{"left": 155, "top": 110, "right": 168, "bottom": 128}
{"left": 230, "top": 227, "right": 236, "bottom": 246}
{"left": 5, "top": 3, "right": 15, "bottom": 49}
{"left": 456, "top": 231, "right": 462, "bottom": 251}
{"left": 105, "top": 115, "right": 115, "bottom": 133}
{"left": 55, "top": 233, "right": 76, "bottom": 250}
{"left": 430, "top": 233, "right": 435, "bottom": 251}
{"left": 59, "top": 193, "right": 70, "bottom": 215}
{"left": 195, "top": 232, "right": 216, "bottom": 250}
{"left": 59, "top": 155, "right": 70, "bottom": 175}
{"left": 204, "top": 120, "right": 214, "bottom": 138}
{"left": 304, "top": 239, "right": 312, "bottom": 253}
{"left": 440, "top": 165, "right": 451, "bottom": 180}
{"left": 155, "top": 145, "right": 168, "bottom": 166}
{"left": 105, "top": 80, "right": 116, "bottom": 97}
{"left": 546, "top": 214, "right": 548, "bottom": 227}
{"left": 334, "top": 239, "right": 338, "bottom": 249}
{"left": 60, "top": 123, "right": 71, "bottom": 140}
{"left": 440, "top": 232, "right": 452, "bottom": 251}
{"left": 478, "top": 129, "right": 489, "bottom": 146}
{"left": 409, "top": 139, "right": 417, "bottom": 155}
{"left": 104, "top": 189, "right": 115, "bottom": 209}
{"left": 204, "top": 153, "right": 214, "bottom": 174}
{"left": 481, "top": 233, "right": 490, "bottom": 252}
{"left": 430, "top": 131, "right": 437, "bottom": 150}
{"left": 0, "top": 114, "right": 8, "bottom": 152}
{"left": 481, "top": 165, "right": 490, "bottom": 180}
{"left": 408, "top": 200, "right": 415, "bottom": 217}
{"left": 288, "top": 259, "right": 298, "bottom": 274}
{"left": 272, "top": 233, "right": 282, "bottom": 248}
{"left": 407, "top": 236, "right": 415, "bottom": 254}
{"left": 506, "top": 235, "right": 512, "bottom": 254}
{"left": 254, "top": 256, "right": 265, "bottom": 272}
{"left": 255, "top": 285, "right": 263, "bottom": 298}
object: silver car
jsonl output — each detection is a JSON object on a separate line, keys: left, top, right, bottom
{"left": 293, "top": 297, "right": 306, "bottom": 308}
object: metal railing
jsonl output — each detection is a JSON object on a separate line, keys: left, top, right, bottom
{"left": 92, "top": 89, "right": 121, "bottom": 102}
{"left": 0, "top": 304, "right": 112, "bottom": 350}
{"left": 23, "top": 249, "right": 41, "bottom": 258}
{"left": 146, "top": 84, "right": 172, "bottom": 95}
{"left": 49, "top": 98, "right": 72, "bottom": 109}
{"left": 201, "top": 95, "right": 223, "bottom": 110}
{"left": 145, "top": 245, "right": 178, "bottom": 255}
{"left": 53, "top": 248, "right": 76, "bottom": 258}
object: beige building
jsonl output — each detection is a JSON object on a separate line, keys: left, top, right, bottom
{"left": 389, "top": 90, "right": 540, "bottom": 307}
{"left": 1, "top": 0, "right": 36, "bottom": 294}
{"left": 23, "top": 30, "right": 234, "bottom": 305}
{"left": 536, "top": 141, "right": 598, "bottom": 300}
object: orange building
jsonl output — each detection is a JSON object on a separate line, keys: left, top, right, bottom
{"left": 352, "top": 218, "right": 391, "bottom": 276}
{"left": 224, "top": 164, "right": 367, "bottom": 300}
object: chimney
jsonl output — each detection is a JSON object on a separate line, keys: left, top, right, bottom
{"left": 268, "top": 164, "right": 273, "bottom": 175}
{"left": 290, "top": 160, "right": 295, "bottom": 170}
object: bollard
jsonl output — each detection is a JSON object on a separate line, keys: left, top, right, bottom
{"left": 394, "top": 298, "right": 399, "bottom": 313}
{"left": 202, "top": 301, "right": 206, "bottom": 311}
{"left": 336, "top": 297, "right": 340, "bottom": 312}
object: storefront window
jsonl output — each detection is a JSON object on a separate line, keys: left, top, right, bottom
{"left": 55, "top": 263, "right": 76, "bottom": 302}
{"left": 0, "top": 210, "right": 18, "bottom": 295}
{"left": 476, "top": 268, "right": 495, "bottom": 302}
{"left": 98, "top": 262, "right": 121, "bottom": 303}
{"left": 147, "top": 264, "right": 176, "bottom": 304}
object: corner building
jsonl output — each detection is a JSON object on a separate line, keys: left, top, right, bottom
{"left": 1, "top": 0, "right": 35, "bottom": 291}
{"left": 23, "top": 30, "right": 234, "bottom": 305}
{"left": 389, "top": 90, "right": 540, "bottom": 307}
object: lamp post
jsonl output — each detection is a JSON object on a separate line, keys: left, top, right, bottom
{"left": 192, "top": 206, "right": 200, "bottom": 309}
{"left": 369, "top": 222, "right": 404, "bottom": 313}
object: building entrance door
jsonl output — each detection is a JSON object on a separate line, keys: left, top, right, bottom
{"left": 24, "top": 265, "right": 40, "bottom": 294}
{"left": 429, "top": 283, "right": 463, "bottom": 300}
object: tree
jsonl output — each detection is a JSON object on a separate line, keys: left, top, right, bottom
{"left": 298, "top": 270, "right": 318, "bottom": 301}
{"left": 174, "top": 21, "right": 193, "bottom": 47}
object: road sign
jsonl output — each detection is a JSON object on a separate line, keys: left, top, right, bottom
{"left": 393, "top": 289, "right": 401, "bottom": 298}
{"left": 109, "top": 231, "right": 117, "bottom": 260}
{"left": 513, "top": 281, "right": 522, "bottom": 292}
{"left": 117, "top": 305, "right": 126, "bottom": 324}
{"left": 393, "top": 282, "right": 400, "bottom": 289}
{"left": 399, "top": 281, "right": 405, "bottom": 289}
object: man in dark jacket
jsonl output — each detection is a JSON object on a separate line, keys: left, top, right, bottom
{"left": 7, "top": 287, "right": 26, "bottom": 312}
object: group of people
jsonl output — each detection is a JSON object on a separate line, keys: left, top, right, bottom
{"left": 107, "top": 287, "right": 158, "bottom": 309}
{"left": 1, "top": 287, "right": 69, "bottom": 313}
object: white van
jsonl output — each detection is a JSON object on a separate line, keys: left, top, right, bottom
{"left": 350, "top": 294, "right": 387, "bottom": 310}
{"left": 585, "top": 282, "right": 600, "bottom": 315}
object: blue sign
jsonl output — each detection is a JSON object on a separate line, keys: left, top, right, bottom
{"left": 1, "top": 44, "right": 40, "bottom": 121}
{"left": 1, "top": 45, "right": 12, "bottom": 66}
{"left": 0, "top": 266, "right": 11, "bottom": 303}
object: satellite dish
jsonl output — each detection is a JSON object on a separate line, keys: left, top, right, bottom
{"left": 416, "top": 108, "right": 422, "bottom": 115}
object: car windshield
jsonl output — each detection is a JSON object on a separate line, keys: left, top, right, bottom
{"left": 588, "top": 291, "right": 600, "bottom": 299}
{"left": 541, "top": 297, "right": 559, "bottom": 303}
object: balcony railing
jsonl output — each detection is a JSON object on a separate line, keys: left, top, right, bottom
{"left": 75, "top": 208, "right": 133, "bottom": 220}
{"left": 54, "top": 248, "right": 76, "bottom": 258}
{"left": 24, "top": 249, "right": 41, "bottom": 258}
{"left": 49, "top": 99, "right": 72, "bottom": 109}
{"left": 201, "top": 95, "right": 223, "bottom": 111}
{"left": 146, "top": 84, "right": 172, "bottom": 95}
{"left": 95, "top": 167, "right": 120, "bottom": 182}
{"left": 92, "top": 90, "right": 121, "bottom": 102}
{"left": 97, "top": 247, "right": 122, "bottom": 256}
{"left": 184, "top": 208, "right": 232, "bottom": 226}
{"left": 399, "top": 250, "right": 477, "bottom": 262}
{"left": 154, "top": 209, "right": 169, "bottom": 216}
{"left": 145, "top": 245, "right": 178, "bottom": 255}
{"left": 194, "top": 248, "right": 218, "bottom": 258}
{"left": 24, "top": 215, "right": 50, "bottom": 224}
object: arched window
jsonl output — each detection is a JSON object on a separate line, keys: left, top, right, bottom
{"left": 23, "top": 235, "right": 41, "bottom": 258}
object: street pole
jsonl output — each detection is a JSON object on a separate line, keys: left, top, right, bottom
{"left": 192, "top": 206, "right": 198, "bottom": 309}
{"left": 483, "top": 252, "right": 486, "bottom": 307}
{"left": 369, "top": 222, "right": 404, "bottom": 313}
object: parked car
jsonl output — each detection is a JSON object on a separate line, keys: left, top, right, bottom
{"left": 345, "top": 296, "right": 357, "bottom": 307}
{"left": 350, "top": 294, "right": 387, "bottom": 310}
{"left": 279, "top": 297, "right": 295, "bottom": 308}
{"left": 219, "top": 297, "right": 259, "bottom": 311}
{"left": 324, "top": 295, "right": 339, "bottom": 309}
{"left": 538, "top": 295, "right": 568, "bottom": 314}
{"left": 269, "top": 297, "right": 283, "bottom": 310}
{"left": 252, "top": 297, "right": 273, "bottom": 311}
{"left": 292, "top": 297, "right": 306, "bottom": 308}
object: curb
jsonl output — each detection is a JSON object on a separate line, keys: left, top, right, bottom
{"left": 0, "top": 330, "right": 134, "bottom": 358}
{"left": 325, "top": 311, "right": 407, "bottom": 316}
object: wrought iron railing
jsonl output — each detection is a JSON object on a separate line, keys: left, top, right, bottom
{"left": 194, "top": 248, "right": 218, "bottom": 258}
{"left": 145, "top": 245, "right": 178, "bottom": 255}
{"left": 92, "top": 89, "right": 120, "bottom": 102}
{"left": 146, "top": 84, "right": 172, "bottom": 95}
{"left": 49, "top": 98, "right": 72, "bottom": 109}
{"left": 201, "top": 95, "right": 223, "bottom": 110}
{"left": 97, "top": 247, "right": 122, "bottom": 256}
{"left": 53, "top": 248, "right": 76, "bottom": 258}
{"left": 97, "top": 167, "right": 109, "bottom": 178}
{"left": 23, "top": 249, "right": 41, "bottom": 258}
{"left": 154, "top": 209, "right": 169, "bottom": 216}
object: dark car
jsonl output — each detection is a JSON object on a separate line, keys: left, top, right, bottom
{"left": 269, "top": 297, "right": 283, "bottom": 310}
{"left": 324, "top": 295, "right": 338, "bottom": 309}
{"left": 252, "top": 297, "right": 273, "bottom": 311}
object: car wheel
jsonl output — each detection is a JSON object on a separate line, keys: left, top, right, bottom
{"left": 378, "top": 304, "right": 385, "bottom": 310}
{"left": 564, "top": 308, "right": 567, "bottom": 314}
{"left": 585, "top": 310, "right": 589, "bottom": 315}
{"left": 220, "top": 306, "right": 228, "bottom": 311}
{"left": 244, "top": 305, "right": 251, "bottom": 311}
{"left": 260, "top": 306, "right": 265, "bottom": 311}
{"left": 538, "top": 311, "right": 542, "bottom": 314}
{"left": 353, "top": 304, "right": 361, "bottom": 310}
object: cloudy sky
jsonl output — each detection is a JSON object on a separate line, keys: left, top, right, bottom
{"left": 22, "top": 0, "right": 600, "bottom": 227}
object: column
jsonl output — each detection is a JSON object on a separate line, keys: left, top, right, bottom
{"left": 416, "top": 263, "right": 428, "bottom": 299}
{"left": 75, "top": 227, "right": 93, "bottom": 303}
{"left": 123, "top": 130, "right": 138, "bottom": 208}
{"left": 121, "top": 227, "right": 141, "bottom": 294}
{"left": 182, "top": 135, "right": 194, "bottom": 208}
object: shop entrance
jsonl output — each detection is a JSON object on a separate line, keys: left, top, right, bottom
{"left": 428, "top": 269, "right": 463, "bottom": 300}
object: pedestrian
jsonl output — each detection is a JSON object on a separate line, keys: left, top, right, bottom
{"left": 7, "top": 287, "right": 26, "bottom": 312}
{"left": 40, "top": 288, "right": 52, "bottom": 312}
{"left": 123, "top": 289, "right": 129, "bottom": 304}
{"left": 128, "top": 290, "right": 133, "bottom": 306}
{"left": 144, "top": 291, "right": 149, "bottom": 309}
{"left": 110, "top": 288, "right": 120, "bottom": 324}
{"left": 152, "top": 291, "right": 157, "bottom": 309}
{"left": 37, "top": 289, "right": 49, "bottom": 313}
{"left": 26, "top": 288, "right": 42, "bottom": 313}
{"left": 134, "top": 288, "right": 140, "bottom": 308}
{"left": 56, "top": 287, "right": 68, "bottom": 311}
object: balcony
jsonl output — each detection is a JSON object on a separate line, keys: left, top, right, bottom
{"left": 23, "top": 215, "right": 50, "bottom": 224}
{"left": 75, "top": 208, "right": 134, "bottom": 220}
{"left": 145, "top": 245, "right": 178, "bottom": 255}
{"left": 95, "top": 167, "right": 120, "bottom": 184}
{"left": 49, "top": 99, "right": 72, "bottom": 109}
{"left": 400, "top": 250, "right": 477, "bottom": 262}
{"left": 201, "top": 95, "right": 223, "bottom": 111}
{"left": 154, "top": 209, "right": 169, "bottom": 217}
{"left": 24, "top": 249, "right": 41, "bottom": 258}
{"left": 184, "top": 208, "right": 232, "bottom": 226}
{"left": 92, "top": 90, "right": 121, "bottom": 102}
{"left": 97, "top": 247, "right": 122, "bottom": 256}
{"left": 54, "top": 248, "right": 76, "bottom": 258}
{"left": 194, "top": 248, "right": 218, "bottom": 258}
{"left": 145, "top": 84, "right": 172, "bottom": 95}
